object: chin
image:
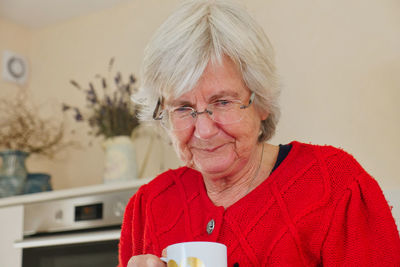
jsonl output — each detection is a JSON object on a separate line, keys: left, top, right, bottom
{"left": 193, "top": 154, "right": 236, "bottom": 175}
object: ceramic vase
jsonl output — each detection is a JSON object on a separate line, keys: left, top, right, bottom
{"left": 103, "top": 136, "right": 138, "bottom": 183}
{"left": 0, "top": 150, "right": 29, "bottom": 197}
{"left": 24, "top": 173, "right": 52, "bottom": 194}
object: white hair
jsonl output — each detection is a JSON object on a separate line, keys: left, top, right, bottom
{"left": 134, "top": 0, "right": 280, "bottom": 141}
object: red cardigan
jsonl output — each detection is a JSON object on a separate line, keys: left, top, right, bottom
{"left": 118, "top": 141, "right": 400, "bottom": 266}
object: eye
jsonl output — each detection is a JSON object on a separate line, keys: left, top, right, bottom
{"left": 214, "top": 99, "right": 234, "bottom": 108}
{"left": 174, "top": 106, "right": 192, "bottom": 112}
{"left": 171, "top": 106, "right": 193, "bottom": 118}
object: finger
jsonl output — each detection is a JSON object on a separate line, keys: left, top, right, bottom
{"left": 146, "top": 256, "right": 165, "bottom": 267}
{"left": 162, "top": 248, "right": 167, "bottom": 258}
{"left": 127, "top": 254, "right": 166, "bottom": 267}
{"left": 127, "top": 256, "right": 135, "bottom": 267}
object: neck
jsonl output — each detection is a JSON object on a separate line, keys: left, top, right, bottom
{"left": 203, "top": 143, "right": 278, "bottom": 208}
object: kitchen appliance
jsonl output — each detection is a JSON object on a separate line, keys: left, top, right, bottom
{"left": 14, "top": 188, "right": 135, "bottom": 267}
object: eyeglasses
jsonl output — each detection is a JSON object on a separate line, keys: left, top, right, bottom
{"left": 153, "top": 92, "right": 255, "bottom": 131}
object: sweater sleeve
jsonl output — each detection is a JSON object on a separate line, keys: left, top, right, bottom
{"left": 118, "top": 185, "right": 154, "bottom": 267}
{"left": 321, "top": 172, "right": 400, "bottom": 266}
{"left": 118, "top": 193, "right": 135, "bottom": 267}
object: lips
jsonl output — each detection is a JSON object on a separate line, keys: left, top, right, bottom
{"left": 191, "top": 143, "right": 226, "bottom": 152}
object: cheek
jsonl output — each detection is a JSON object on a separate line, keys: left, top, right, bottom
{"left": 169, "top": 128, "right": 194, "bottom": 164}
{"left": 223, "top": 114, "right": 261, "bottom": 142}
{"left": 228, "top": 118, "right": 260, "bottom": 161}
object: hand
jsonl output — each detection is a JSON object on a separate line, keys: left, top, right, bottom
{"left": 127, "top": 254, "right": 166, "bottom": 267}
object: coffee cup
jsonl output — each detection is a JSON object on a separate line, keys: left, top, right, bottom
{"left": 161, "top": 241, "right": 227, "bottom": 267}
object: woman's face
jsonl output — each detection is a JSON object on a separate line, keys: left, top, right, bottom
{"left": 166, "top": 57, "right": 268, "bottom": 178}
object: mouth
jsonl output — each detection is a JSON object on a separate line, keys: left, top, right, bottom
{"left": 192, "top": 144, "right": 225, "bottom": 153}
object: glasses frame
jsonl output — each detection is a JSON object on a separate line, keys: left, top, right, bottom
{"left": 153, "top": 91, "right": 255, "bottom": 130}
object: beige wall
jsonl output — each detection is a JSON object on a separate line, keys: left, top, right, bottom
{"left": 1, "top": 0, "right": 399, "bottom": 190}
{"left": 0, "top": 17, "right": 31, "bottom": 98}
{"left": 261, "top": 0, "right": 400, "bottom": 189}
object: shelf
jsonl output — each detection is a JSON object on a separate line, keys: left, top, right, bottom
{"left": 0, "top": 177, "right": 152, "bottom": 208}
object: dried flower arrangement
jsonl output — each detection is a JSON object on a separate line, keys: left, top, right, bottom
{"left": 63, "top": 58, "right": 140, "bottom": 139}
{"left": 0, "top": 90, "right": 74, "bottom": 158}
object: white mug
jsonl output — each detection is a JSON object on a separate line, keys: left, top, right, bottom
{"left": 161, "top": 241, "right": 227, "bottom": 267}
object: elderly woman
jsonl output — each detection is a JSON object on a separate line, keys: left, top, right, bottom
{"left": 119, "top": 0, "right": 400, "bottom": 266}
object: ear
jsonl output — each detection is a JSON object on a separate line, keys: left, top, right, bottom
{"left": 258, "top": 109, "right": 269, "bottom": 121}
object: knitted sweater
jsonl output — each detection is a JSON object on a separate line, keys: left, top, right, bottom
{"left": 118, "top": 141, "right": 400, "bottom": 266}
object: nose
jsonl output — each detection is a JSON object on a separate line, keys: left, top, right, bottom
{"left": 193, "top": 111, "right": 219, "bottom": 140}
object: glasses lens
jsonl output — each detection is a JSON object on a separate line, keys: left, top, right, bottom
{"left": 163, "top": 99, "right": 247, "bottom": 131}
{"left": 168, "top": 108, "right": 195, "bottom": 130}
{"left": 209, "top": 101, "right": 244, "bottom": 124}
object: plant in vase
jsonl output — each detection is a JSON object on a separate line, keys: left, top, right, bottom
{"left": 63, "top": 58, "right": 140, "bottom": 183}
{"left": 0, "top": 89, "right": 74, "bottom": 197}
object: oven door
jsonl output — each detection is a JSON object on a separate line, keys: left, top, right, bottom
{"left": 15, "top": 228, "right": 120, "bottom": 267}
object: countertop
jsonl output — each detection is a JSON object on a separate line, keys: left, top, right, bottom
{"left": 0, "top": 178, "right": 152, "bottom": 208}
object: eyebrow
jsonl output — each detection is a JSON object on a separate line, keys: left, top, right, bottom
{"left": 168, "top": 99, "right": 193, "bottom": 108}
{"left": 208, "top": 90, "right": 240, "bottom": 102}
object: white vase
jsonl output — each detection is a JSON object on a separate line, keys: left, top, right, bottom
{"left": 103, "top": 136, "right": 138, "bottom": 183}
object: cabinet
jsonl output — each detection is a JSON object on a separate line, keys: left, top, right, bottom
{"left": 0, "top": 205, "right": 23, "bottom": 267}
{"left": 0, "top": 179, "right": 152, "bottom": 267}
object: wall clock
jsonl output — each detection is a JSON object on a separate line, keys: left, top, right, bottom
{"left": 2, "top": 50, "right": 28, "bottom": 84}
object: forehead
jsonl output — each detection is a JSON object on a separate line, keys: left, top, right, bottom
{"left": 166, "top": 57, "right": 249, "bottom": 105}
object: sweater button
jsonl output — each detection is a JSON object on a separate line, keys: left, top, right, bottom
{"left": 206, "top": 219, "right": 215, "bottom": 234}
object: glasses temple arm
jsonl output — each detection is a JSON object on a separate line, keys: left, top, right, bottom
{"left": 240, "top": 91, "right": 255, "bottom": 109}
{"left": 153, "top": 98, "right": 163, "bottom": 120}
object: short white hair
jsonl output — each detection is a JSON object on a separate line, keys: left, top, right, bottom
{"left": 134, "top": 0, "right": 280, "bottom": 141}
